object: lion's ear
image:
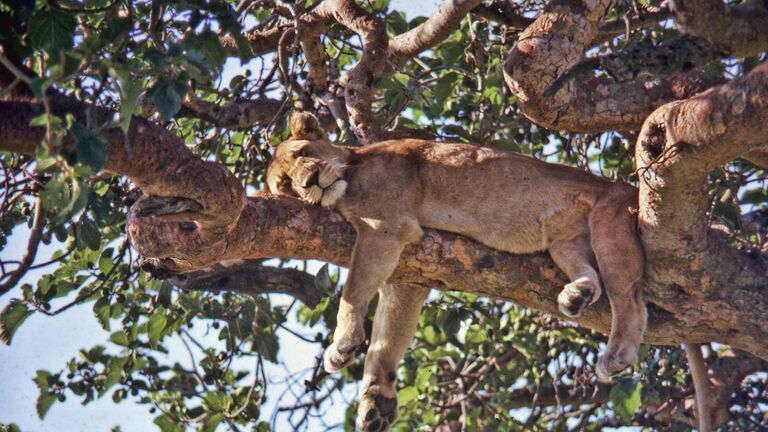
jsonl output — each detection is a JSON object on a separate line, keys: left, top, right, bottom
{"left": 289, "top": 112, "right": 325, "bottom": 140}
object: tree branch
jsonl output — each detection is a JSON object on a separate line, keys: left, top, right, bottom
{"left": 629, "top": 61, "right": 768, "bottom": 370}
{"left": 168, "top": 260, "right": 324, "bottom": 308}
{"left": 0, "top": 196, "right": 44, "bottom": 296}
{"left": 503, "top": 0, "right": 721, "bottom": 133}
{"left": 390, "top": 0, "right": 483, "bottom": 64}
{"left": 0, "top": 96, "right": 246, "bottom": 267}
{"left": 475, "top": 2, "right": 670, "bottom": 46}
{"left": 178, "top": 96, "right": 284, "bottom": 129}
{"left": 637, "top": 61, "right": 768, "bottom": 252}
{"left": 670, "top": 0, "right": 768, "bottom": 58}
{"left": 127, "top": 192, "right": 768, "bottom": 364}
{"left": 222, "top": 0, "right": 484, "bottom": 142}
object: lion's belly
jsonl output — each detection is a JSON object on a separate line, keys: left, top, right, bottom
{"left": 418, "top": 204, "right": 558, "bottom": 254}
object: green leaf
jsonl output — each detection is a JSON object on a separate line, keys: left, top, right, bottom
{"left": 252, "top": 330, "right": 279, "bottom": 363}
{"left": 433, "top": 72, "right": 458, "bottom": 108}
{"left": 201, "top": 413, "right": 225, "bottom": 432}
{"left": 71, "top": 124, "right": 108, "bottom": 171}
{"left": 153, "top": 415, "right": 184, "bottom": 432}
{"left": 109, "top": 330, "right": 130, "bottom": 346}
{"left": 33, "top": 370, "right": 57, "bottom": 418}
{"left": 76, "top": 217, "right": 101, "bottom": 251}
{"left": 36, "top": 392, "right": 56, "bottom": 419}
{"left": 112, "top": 72, "right": 143, "bottom": 133}
{"left": 741, "top": 188, "right": 768, "bottom": 205}
{"left": 146, "top": 77, "right": 188, "bottom": 121}
{"left": 93, "top": 297, "right": 111, "bottom": 331}
{"left": 189, "top": 31, "right": 226, "bottom": 72}
{"left": 33, "top": 370, "right": 53, "bottom": 391}
{"left": 610, "top": 376, "right": 643, "bottom": 423}
{"left": 228, "top": 30, "right": 254, "bottom": 61}
{"left": 46, "top": 176, "right": 89, "bottom": 225}
{"left": 314, "top": 264, "right": 336, "bottom": 296}
{"left": 204, "top": 391, "right": 232, "bottom": 411}
{"left": 442, "top": 125, "right": 471, "bottom": 141}
{"left": 397, "top": 386, "right": 419, "bottom": 405}
{"left": 147, "top": 313, "right": 167, "bottom": 347}
{"left": 0, "top": 301, "right": 33, "bottom": 345}
{"left": 103, "top": 356, "right": 128, "bottom": 393}
{"left": 28, "top": 10, "right": 76, "bottom": 54}
{"left": 41, "top": 174, "right": 68, "bottom": 211}
{"left": 1, "top": 423, "right": 22, "bottom": 432}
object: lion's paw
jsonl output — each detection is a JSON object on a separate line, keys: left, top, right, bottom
{"left": 300, "top": 185, "right": 323, "bottom": 205}
{"left": 323, "top": 341, "right": 358, "bottom": 373}
{"left": 357, "top": 393, "right": 397, "bottom": 432}
{"left": 557, "top": 277, "right": 600, "bottom": 318}
{"left": 596, "top": 345, "right": 638, "bottom": 380}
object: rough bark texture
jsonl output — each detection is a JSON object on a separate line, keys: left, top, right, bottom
{"left": 178, "top": 97, "right": 284, "bottom": 129}
{"left": 503, "top": 0, "right": 721, "bottom": 133}
{"left": 167, "top": 260, "right": 324, "bottom": 308}
{"left": 632, "top": 61, "right": 768, "bottom": 362}
{"left": 670, "top": 0, "right": 768, "bottom": 58}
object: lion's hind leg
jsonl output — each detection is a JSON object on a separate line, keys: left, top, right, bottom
{"left": 550, "top": 236, "right": 602, "bottom": 318}
{"left": 590, "top": 185, "right": 647, "bottom": 379}
{"left": 357, "top": 284, "right": 429, "bottom": 432}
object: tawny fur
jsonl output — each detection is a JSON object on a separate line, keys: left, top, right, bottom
{"left": 266, "top": 114, "right": 648, "bottom": 431}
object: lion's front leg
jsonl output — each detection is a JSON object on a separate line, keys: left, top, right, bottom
{"left": 357, "top": 284, "right": 429, "bottom": 432}
{"left": 325, "top": 218, "right": 423, "bottom": 373}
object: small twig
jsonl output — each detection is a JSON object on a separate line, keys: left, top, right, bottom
{"left": 0, "top": 196, "right": 45, "bottom": 296}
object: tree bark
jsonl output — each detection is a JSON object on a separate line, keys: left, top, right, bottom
{"left": 503, "top": 0, "right": 722, "bottom": 133}
{"left": 670, "top": 0, "right": 768, "bottom": 58}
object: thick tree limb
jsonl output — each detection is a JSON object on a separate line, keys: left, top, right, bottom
{"left": 0, "top": 97, "right": 246, "bottom": 269}
{"left": 631, "top": 62, "right": 768, "bottom": 375}
{"left": 476, "top": 2, "right": 670, "bottom": 45}
{"left": 637, "top": 61, "right": 768, "bottom": 252}
{"left": 129, "top": 194, "right": 768, "bottom": 363}
{"left": 670, "top": 0, "right": 768, "bottom": 58}
{"left": 503, "top": 0, "right": 721, "bottom": 133}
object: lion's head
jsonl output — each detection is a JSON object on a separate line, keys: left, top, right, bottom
{"left": 266, "top": 112, "right": 350, "bottom": 207}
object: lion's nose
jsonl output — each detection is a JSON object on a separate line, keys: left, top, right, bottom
{"left": 302, "top": 169, "right": 319, "bottom": 188}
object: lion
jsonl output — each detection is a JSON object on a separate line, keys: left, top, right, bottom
{"left": 266, "top": 113, "right": 647, "bottom": 431}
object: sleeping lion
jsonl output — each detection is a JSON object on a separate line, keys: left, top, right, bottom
{"left": 266, "top": 113, "right": 647, "bottom": 431}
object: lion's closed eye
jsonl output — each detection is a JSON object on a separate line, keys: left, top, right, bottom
{"left": 294, "top": 147, "right": 310, "bottom": 158}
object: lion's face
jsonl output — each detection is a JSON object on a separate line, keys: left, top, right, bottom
{"left": 266, "top": 138, "right": 349, "bottom": 207}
